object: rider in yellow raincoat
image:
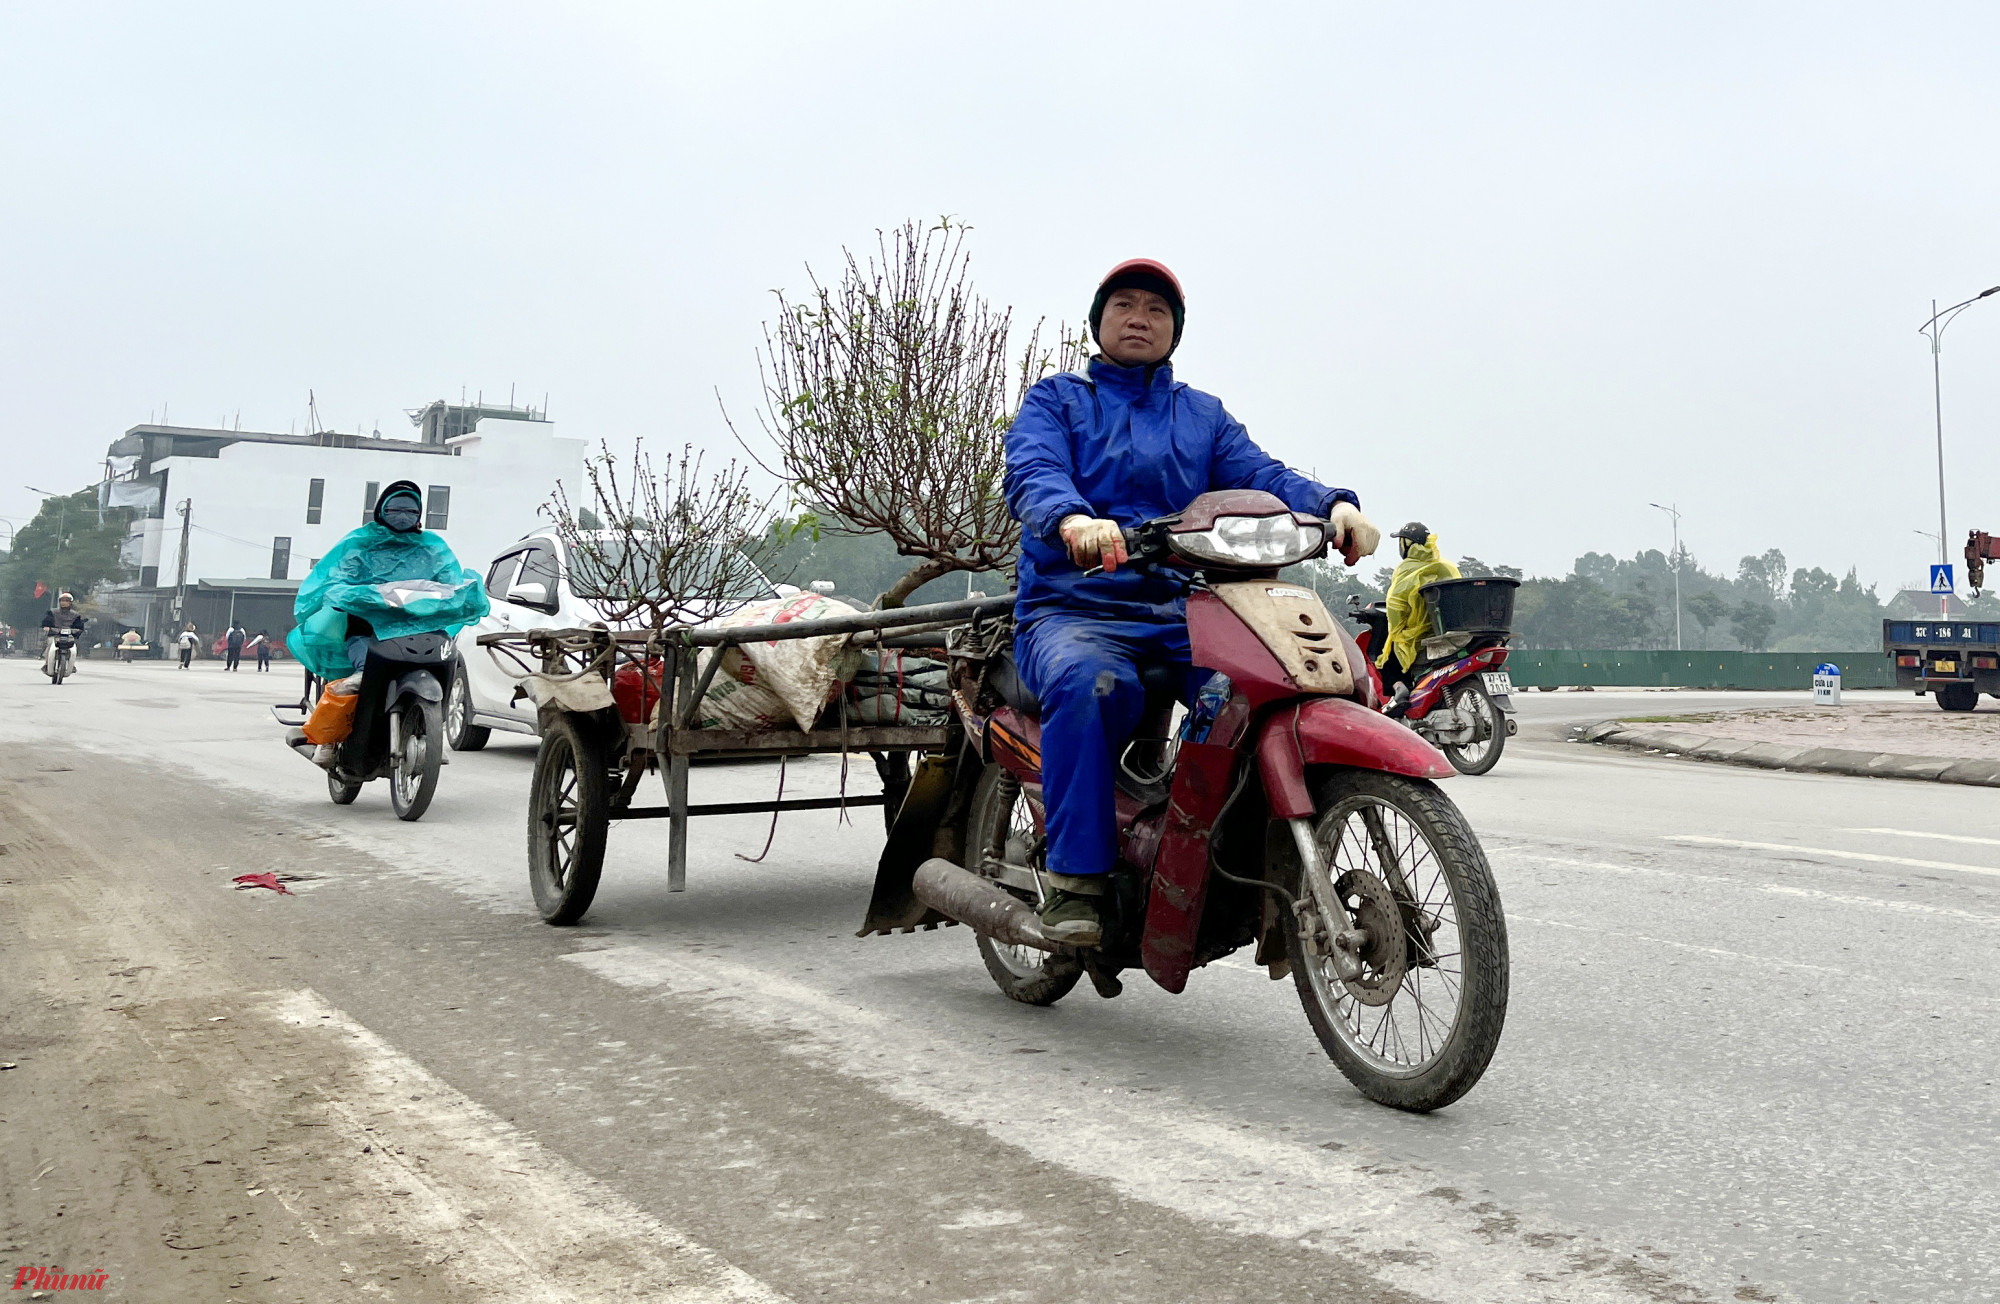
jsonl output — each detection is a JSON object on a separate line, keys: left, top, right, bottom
{"left": 1376, "top": 522, "right": 1460, "bottom": 686}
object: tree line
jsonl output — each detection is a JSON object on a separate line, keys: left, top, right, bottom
{"left": 1289, "top": 543, "right": 1985, "bottom": 652}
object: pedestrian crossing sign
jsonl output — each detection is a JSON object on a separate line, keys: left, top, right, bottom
{"left": 1931, "top": 564, "right": 1954, "bottom": 595}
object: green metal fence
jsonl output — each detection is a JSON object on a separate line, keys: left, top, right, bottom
{"left": 1500, "top": 650, "right": 1895, "bottom": 690}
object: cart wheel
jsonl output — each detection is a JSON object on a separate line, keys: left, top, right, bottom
{"left": 529, "top": 712, "right": 609, "bottom": 925}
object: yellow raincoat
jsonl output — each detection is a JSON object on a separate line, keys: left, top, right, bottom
{"left": 1377, "top": 535, "right": 1460, "bottom": 671}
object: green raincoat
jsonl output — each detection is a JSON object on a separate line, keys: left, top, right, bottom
{"left": 286, "top": 520, "right": 489, "bottom": 679}
{"left": 1377, "top": 535, "right": 1460, "bottom": 671}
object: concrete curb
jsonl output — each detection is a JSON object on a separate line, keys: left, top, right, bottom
{"left": 1578, "top": 720, "right": 2000, "bottom": 788}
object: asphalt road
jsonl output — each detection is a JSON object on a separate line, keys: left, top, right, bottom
{"left": 2, "top": 660, "right": 1995, "bottom": 1303}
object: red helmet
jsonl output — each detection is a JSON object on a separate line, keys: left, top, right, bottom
{"left": 1090, "top": 258, "right": 1185, "bottom": 352}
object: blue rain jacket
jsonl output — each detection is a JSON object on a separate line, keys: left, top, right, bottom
{"left": 1004, "top": 356, "right": 1356, "bottom": 628}
{"left": 286, "top": 521, "right": 490, "bottom": 679}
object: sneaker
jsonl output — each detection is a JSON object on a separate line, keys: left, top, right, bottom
{"left": 1038, "top": 889, "right": 1103, "bottom": 946}
{"left": 312, "top": 744, "right": 340, "bottom": 770}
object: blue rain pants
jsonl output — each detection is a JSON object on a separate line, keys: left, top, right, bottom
{"left": 1015, "top": 612, "right": 1210, "bottom": 879}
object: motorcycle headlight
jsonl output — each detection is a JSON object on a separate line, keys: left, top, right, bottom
{"left": 1172, "top": 514, "right": 1325, "bottom": 567}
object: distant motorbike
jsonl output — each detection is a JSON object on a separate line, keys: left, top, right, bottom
{"left": 868, "top": 489, "right": 1510, "bottom": 1113}
{"left": 1345, "top": 580, "right": 1519, "bottom": 775}
{"left": 274, "top": 632, "right": 453, "bottom": 820}
{"left": 44, "top": 631, "right": 77, "bottom": 685}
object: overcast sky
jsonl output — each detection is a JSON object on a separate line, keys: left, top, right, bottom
{"left": 5, "top": 2, "right": 1999, "bottom": 593}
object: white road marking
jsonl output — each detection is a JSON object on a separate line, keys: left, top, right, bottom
{"left": 270, "top": 990, "right": 792, "bottom": 1304}
{"left": 1508, "top": 914, "right": 1847, "bottom": 975}
{"left": 563, "top": 944, "right": 1703, "bottom": 1304}
{"left": 1665, "top": 835, "right": 2000, "bottom": 878}
{"left": 1846, "top": 827, "right": 2000, "bottom": 848}
{"left": 1492, "top": 848, "right": 2000, "bottom": 924}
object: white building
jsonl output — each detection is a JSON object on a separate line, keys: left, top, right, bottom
{"left": 98, "top": 401, "right": 585, "bottom": 644}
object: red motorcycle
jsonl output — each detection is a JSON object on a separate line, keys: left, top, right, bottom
{"left": 1346, "top": 579, "right": 1520, "bottom": 775}
{"left": 864, "top": 490, "right": 1509, "bottom": 1112}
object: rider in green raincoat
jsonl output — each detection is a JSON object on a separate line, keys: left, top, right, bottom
{"left": 287, "top": 481, "right": 489, "bottom": 680}
{"left": 1376, "top": 522, "right": 1460, "bottom": 686}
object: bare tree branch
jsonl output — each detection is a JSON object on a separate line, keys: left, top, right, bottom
{"left": 727, "top": 218, "right": 1084, "bottom": 607}
{"left": 544, "top": 440, "right": 784, "bottom": 630}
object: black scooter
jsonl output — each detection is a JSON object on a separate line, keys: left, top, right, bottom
{"left": 274, "top": 633, "right": 453, "bottom": 820}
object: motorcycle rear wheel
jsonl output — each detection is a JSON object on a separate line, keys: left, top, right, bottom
{"left": 967, "top": 763, "right": 1083, "bottom": 1006}
{"left": 1285, "top": 769, "right": 1508, "bottom": 1112}
{"left": 389, "top": 699, "right": 443, "bottom": 821}
{"left": 327, "top": 768, "right": 362, "bottom": 805}
{"left": 1438, "top": 680, "right": 1504, "bottom": 775}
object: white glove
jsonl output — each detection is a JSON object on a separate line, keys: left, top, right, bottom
{"left": 1328, "top": 502, "right": 1380, "bottom": 567}
{"left": 1059, "top": 515, "right": 1130, "bottom": 572}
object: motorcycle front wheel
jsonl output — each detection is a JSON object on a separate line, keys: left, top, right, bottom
{"left": 1285, "top": 768, "right": 1508, "bottom": 1112}
{"left": 388, "top": 698, "right": 443, "bottom": 821}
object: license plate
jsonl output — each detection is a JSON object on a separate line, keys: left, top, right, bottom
{"left": 1482, "top": 671, "right": 1514, "bottom": 699}
{"left": 1932, "top": 661, "right": 1957, "bottom": 674}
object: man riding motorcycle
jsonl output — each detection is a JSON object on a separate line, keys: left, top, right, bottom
{"left": 1002, "top": 259, "right": 1379, "bottom": 945}
{"left": 40, "top": 592, "right": 86, "bottom": 678}
{"left": 1375, "top": 522, "right": 1460, "bottom": 692}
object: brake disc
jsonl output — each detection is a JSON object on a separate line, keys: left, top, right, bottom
{"left": 1332, "top": 868, "right": 1408, "bottom": 1006}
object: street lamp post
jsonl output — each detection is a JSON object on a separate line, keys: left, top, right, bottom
{"left": 1918, "top": 286, "right": 2000, "bottom": 609}
{"left": 1649, "top": 502, "right": 1683, "bottom": 651}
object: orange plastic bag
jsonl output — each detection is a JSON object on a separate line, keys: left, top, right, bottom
{"left": 303, "top": 676, "right": 362, "bottom": 744}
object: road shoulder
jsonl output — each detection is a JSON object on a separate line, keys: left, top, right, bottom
{"left": 1578, "top": 719, "right": 2000, "bottom": 786}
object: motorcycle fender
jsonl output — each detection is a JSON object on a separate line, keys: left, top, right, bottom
{"left": 391, "top": 669, "right": 444, "bottom": 706}
{"left": 1257, "top": 697, "right": 1455, "bottom": 819}
{"left": 1139, "top": 739, "right": 1239, "bottom": 995}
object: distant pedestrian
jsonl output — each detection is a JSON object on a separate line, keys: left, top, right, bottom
{"left": 225, "top": 622, "right": 246, "bottom": 671}
{"left": 251, "top": 629, "right": 272, "bottom": 671}
{"left": 177, "top": 623, "right": 198, "bottom": 669}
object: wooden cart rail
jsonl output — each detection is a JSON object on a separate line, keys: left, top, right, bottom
{"left": 477, "top": 593, "right": 1012, "bottom": 901}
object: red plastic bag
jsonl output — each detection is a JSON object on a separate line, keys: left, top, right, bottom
{"left": 612, "top": 658, "right": 666, "bottom": 725}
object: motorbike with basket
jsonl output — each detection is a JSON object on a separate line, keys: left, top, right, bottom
{"left": 863, "top": 489, "right": 1510, "bottom": 1113}
{"left": 1345, "top": 578, "right": 1520, "bottom": 775}
{"left": 274, "top": 628, "right": 454, "bottom": 820}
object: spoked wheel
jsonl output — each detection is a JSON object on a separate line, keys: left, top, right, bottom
{"left": 1284, "top": 769, "right": 1508, "bottom": 1112}
{"left": 528, "top": 712, "right": 609, "bottom": 925}
{"left": 1438, "top": 679, "right": 1504, "bottom": 775}
{"left": 446, "top": 665, "right": 490, "bottom": 751}
{"left": 388, "top": 699, "right": 444, "bottom": 821}
{"left": 967, "top": 763, "right": 1083, "bottom": 1006}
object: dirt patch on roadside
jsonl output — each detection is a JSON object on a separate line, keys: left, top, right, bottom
{"left": 1620, "top": 699, "right": 2000, "bottom": 761}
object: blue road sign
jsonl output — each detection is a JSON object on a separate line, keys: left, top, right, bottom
{"left": 1931, "top": 564, "right": 1955, "bottom": 595}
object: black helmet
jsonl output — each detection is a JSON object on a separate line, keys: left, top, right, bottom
{"left": 1393, "top": 521, "right": 1429, "bottom": 543}
{"left": 373, "top": 480, "right": 424, "bottom": 533}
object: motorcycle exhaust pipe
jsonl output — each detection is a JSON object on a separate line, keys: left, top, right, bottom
{"left": 911, "top": 858, "right": 1062, "bottom": 954}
